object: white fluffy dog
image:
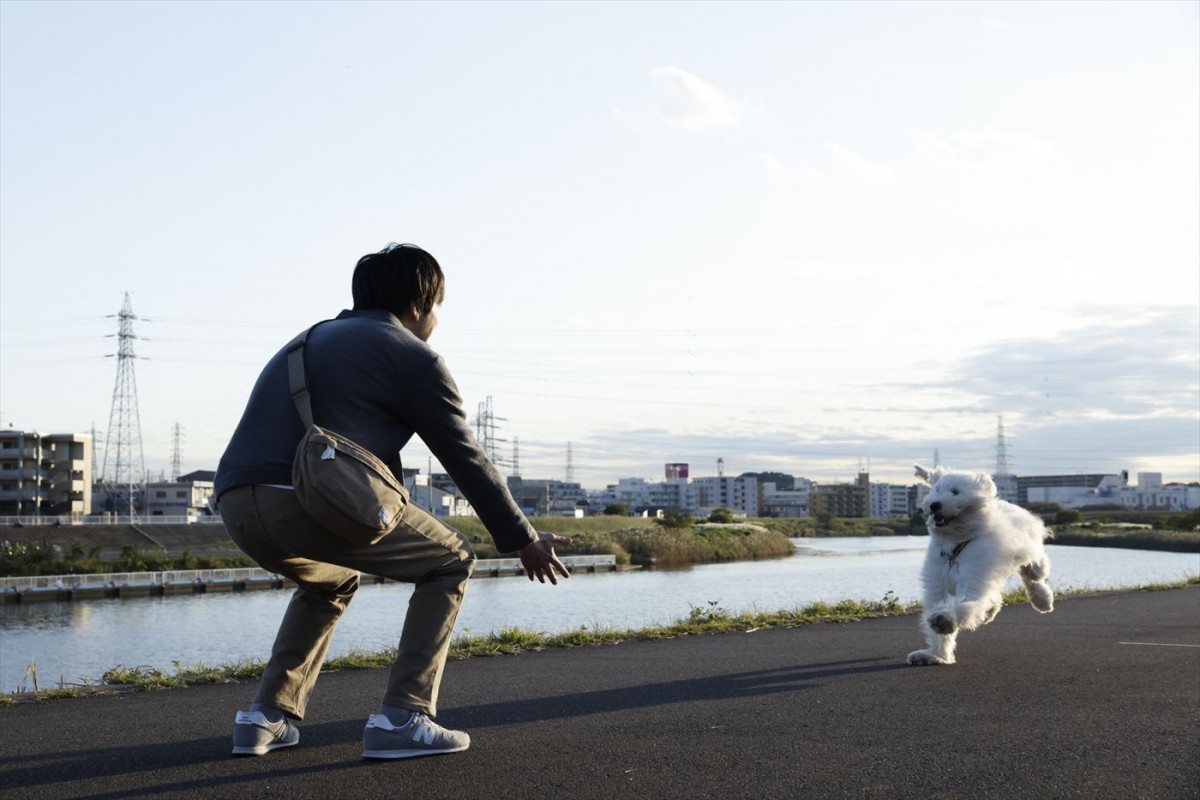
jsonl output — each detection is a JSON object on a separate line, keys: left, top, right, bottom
{"left": 907, "top": 465, "right": 1054, "bottom": 666}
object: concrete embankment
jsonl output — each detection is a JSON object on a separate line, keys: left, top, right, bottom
{"left": 0, "top": 555, "right": 619, "bottom": 604}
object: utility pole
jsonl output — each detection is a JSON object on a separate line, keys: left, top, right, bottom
{"left": 100, "top": 292, "right": 146, "bottom": 518}
{"left": 170, "top": 423, "right": 184, "bottom": 482}
{"left": 995, "top": 415, "right": 1010, "bottom": 477}
{"left": 473, "top": 395, "right": 510, "bottom": 470}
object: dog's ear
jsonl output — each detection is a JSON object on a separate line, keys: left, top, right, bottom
{"left": 913, "top": 464, "right": 931, "bottom": 484}
{"left": 974, "top": 471, "right": 997, "bottom": 497}
{"left": 930, "top": 466, "right": 948, "bottom": 482}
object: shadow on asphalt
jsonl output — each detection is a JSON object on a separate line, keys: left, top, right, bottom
{"left": 1, "top": 657, "right": 906, "bottom": 797}
{"left": 451, "top": 656, "right": 906, "bottom": 729}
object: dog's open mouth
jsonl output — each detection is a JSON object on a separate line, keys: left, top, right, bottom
{"left": 932, "top": 512, "right": 950, "bottom": 527}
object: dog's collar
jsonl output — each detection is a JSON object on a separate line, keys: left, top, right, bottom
{"left": 941, "top": 539, "right": 972, "bottom": 565}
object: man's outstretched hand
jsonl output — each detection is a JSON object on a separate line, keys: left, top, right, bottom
{"left": 518, "top": 531, "right": 573, "bottom": 585}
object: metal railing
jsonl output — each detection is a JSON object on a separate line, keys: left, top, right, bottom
{"left": 0, "top": 567, "right": 275, "bottom": 591}
{"left": 0, "top": 515, "right": 225, "bottom": 527}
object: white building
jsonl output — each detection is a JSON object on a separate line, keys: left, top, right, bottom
{"left": 144, "top": 478, "right": 215, "bottom": 520}
{"left": 406, "top": 473, "right": 474, "bottom": 518}
{"left": 692, "top": 475, "right": 759, "bottom": 516}
{"left": 1121, "top": 473, "right": 1200, "bottom": 510}
{"left": 869, "top": 482, "right": 912, "bottom": 518}
{"left": 1026, "top": 474, "right": 1127, "bottom": 508}
{"left": 589, "top": 476, "right": 701, "bottom": 515}
{"left": 760, "top": 479, "right": 812, "bottom": 517}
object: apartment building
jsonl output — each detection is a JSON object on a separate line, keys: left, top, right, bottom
{"left": 869, "top": 481, "right": 912, "bottom": 518}
{"left": 809, "top": 472, "right": 871, "bottom": 518}
{"left": 759, "top": 479, "right": 812, "bottom": 517}
{"left": 590, "top": 476, "right": 701, "bottom": 516}
{"left": 0, "top": 430, "right": 92, "bottom": 517}
{"left": 507, "top": 476, "right": 588, "bottom": 517}
{"left": 692, "top": 475, "right": 759, "bottom": 516}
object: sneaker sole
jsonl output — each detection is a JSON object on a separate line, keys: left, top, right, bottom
{"left": 362, "top": 744, "right": 470, "bottom": 760}
{"left": 232, "top": 739, "right": 299, "bottom": 756}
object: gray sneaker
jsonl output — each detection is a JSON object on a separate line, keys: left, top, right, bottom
{"left": 362, "top": 712, "right": 470, "bottom": 759}
{"left": 231, "top": 710, "right": 299, "bottom": 756}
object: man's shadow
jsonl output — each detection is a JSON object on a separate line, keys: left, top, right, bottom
{"left": 0, "top": 657, "right": 902, "bottom": 798}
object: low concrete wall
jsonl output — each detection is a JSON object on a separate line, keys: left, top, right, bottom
{"left": 1, "top": 555, "right": 616, "bottom": 604}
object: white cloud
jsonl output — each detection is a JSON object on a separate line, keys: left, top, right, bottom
{"left": 823, "top": 142, "right": 893, "bottom": 182}
{"left": 647, "top": 66, "right": 741, "bottom": 127}
{"left": 760, "top": 151, "right": 816, "bottom": 179}
{"left": 912, "top": 127, "right": 1056, "bottom": 167}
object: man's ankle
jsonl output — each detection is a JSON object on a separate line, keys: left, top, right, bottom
{"left": 379, "top": 704, "right": 417, "bottom": 727}
{"left": 250, "top": 703, "right": 286, "bottom": 723}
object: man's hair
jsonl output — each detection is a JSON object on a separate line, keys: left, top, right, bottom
{"left": 351, "top": 243, "right": 445, "bottom": 317}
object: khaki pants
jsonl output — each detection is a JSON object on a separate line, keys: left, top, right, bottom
{"left": 218, "top": 485, "right": 476, "bottom": 720}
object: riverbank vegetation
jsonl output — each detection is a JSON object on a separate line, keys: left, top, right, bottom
{"left": 0, "top": 541, "right": 254, "bottom": 578}
{"left": 5, "top": 578, "right": 1195, "bottom": 703}
{"left": 3, "top": 507, "right": 1196, "bottom": 578}
{"left": 443, "top": 515, "right": 796, "bottom": 565}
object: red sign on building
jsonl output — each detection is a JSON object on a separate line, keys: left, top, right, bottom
{"left": 665, "top": 463, "right": 689, "bottom": 480}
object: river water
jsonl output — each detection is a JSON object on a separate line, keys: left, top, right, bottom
{"left": 1, "top": 537, "right": 1196, "bottom": 693}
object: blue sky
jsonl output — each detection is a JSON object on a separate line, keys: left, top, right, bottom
{"left": 1, "top": 0, "right": 1197, "bottom": 490}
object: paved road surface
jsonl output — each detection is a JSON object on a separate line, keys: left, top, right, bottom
{"left": 1, "top": 587, "right": 1197, "bottom": 799}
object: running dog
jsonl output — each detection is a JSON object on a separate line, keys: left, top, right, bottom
{"left": 907, "top": 464, "right": 1054, "bottom": 666}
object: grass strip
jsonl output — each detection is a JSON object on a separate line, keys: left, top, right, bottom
{"left": 3, "top": 577, "right": 1196, "bottom": 705}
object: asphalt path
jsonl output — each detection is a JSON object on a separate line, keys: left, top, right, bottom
{"left": 1, "top": 587, "right": 1197, "bottom": 799}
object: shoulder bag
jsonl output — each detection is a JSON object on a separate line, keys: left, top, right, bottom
{"left": 286, "top": 323, "right": 408, "bottom": 545}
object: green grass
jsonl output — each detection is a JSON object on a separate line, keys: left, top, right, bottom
{"left": 6, "top": 578, "right": 1196, "bottom": 703}
{"left": 1048, "top": 526, "right": 1200, "bottom": 553}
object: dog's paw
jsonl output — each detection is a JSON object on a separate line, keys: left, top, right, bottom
{"left": 907, "top": 649, "right": 953, "bottom": 666}
{"left": 1028, "top": 582, "right": 1054, "bottom": 613}
{"left": 928, "top": 611, "right": 957, "bottom": 635}
{"left": 1020, "top": 561, "right": 1049, "bottom": 583}
{"left": 982, "top": 602, "right": 1003, "bottom": 624}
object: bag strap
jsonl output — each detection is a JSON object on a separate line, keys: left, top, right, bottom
{"left": 286, "top": 323, "right": 325, "bottom": 429}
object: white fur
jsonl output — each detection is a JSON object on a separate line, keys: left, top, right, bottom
{"left": 907, "top": 465, "right": 1054, "bottom": 666}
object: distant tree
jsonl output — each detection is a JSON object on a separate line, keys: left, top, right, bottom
{"left": 116, "top": 545, "right": 147, "bottom": 572}
{"left": 1055, "top": 509, "right": 1083, "bottom": 526}
{"left": 708, "top": 507, "right": 735, "bottom": 524}
{"left": 814, "top": 511, "right": 836, "bottom": 530}
{"left": 603, "top": 503, "right": 630, "bottom": 517}
{"left": 1164, "top": 511, "right": 1200, "bottom": 531}
{"left": 655, "top": 508, "right": 693, "bottom": 529}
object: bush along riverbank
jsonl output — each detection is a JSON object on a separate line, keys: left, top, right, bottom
{"left": 444, "top": 515, "right": 796, "bottom": 566}
{"left": 1047, "top": 526, "right": 1200, "bottom": 553}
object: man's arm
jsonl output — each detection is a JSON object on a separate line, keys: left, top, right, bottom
{"left": 404, "top": 358, "right": 538, "bottom": 553}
